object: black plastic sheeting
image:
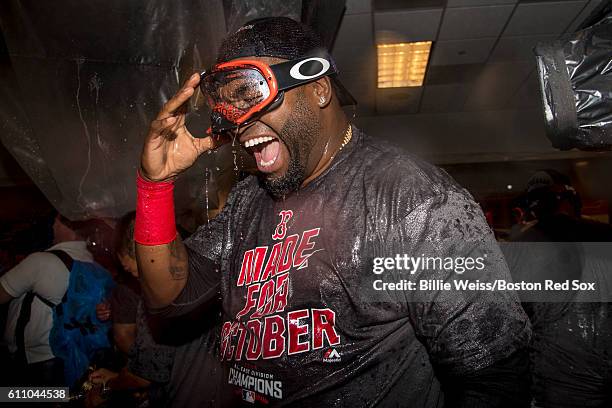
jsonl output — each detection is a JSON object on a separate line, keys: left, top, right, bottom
{"left": 0, "top": 0, "right": 344, "bottom": 222}
{"left": 534, "top": 14, "right": 612, "bottom": 151}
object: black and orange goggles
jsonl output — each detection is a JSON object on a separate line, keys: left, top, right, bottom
{"left": 200, "top": 51, "right": 356, "bottom": 135}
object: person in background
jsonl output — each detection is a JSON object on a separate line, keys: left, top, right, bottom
{"left": 88, "top": 212, "right": 174, "bottom": 407}
{"left": 505, "top": 169, "right": 612, "bottom": 407}
{"left": 90, "top": 211, "right": 225, "bottom": 408}
{"left": 520, "top": 169, "right": 612, "bottom": 240}
{"left": 110, "top": 212, "right": 141, "bottom": 356}
{"left": 0, "top": 214, "right": 109, "bottom": 386}
{"left": 0, "top": 247, "right": 15, "bottom": 384}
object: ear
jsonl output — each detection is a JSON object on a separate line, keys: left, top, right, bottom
{"left": 310, "top": 76, "right": 333, "bottom": 108}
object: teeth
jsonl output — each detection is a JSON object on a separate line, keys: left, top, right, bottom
{"left": 244, "top": 136, "right": 274, "bottom": 148}
{"left": 260, "top": 157, "right": 276, "bottom": 167}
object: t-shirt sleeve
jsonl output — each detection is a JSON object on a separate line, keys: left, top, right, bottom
{"left": 0, "top": 252, "right": 45, "bottom": 298}
{"left": 393, "top": 191, "right": 531, "bottom": 375}
{"left": 111, "top": 284, "right": 140, "bottom": 324}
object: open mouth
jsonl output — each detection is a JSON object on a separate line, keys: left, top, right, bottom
{"left": 243, "top": 135, "right": 283, "bottom": 173}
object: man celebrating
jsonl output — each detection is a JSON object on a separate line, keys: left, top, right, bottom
{"left": 136, "top": 17, "right": 531, "bottom": 407}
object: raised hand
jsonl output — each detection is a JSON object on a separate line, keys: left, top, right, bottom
{"left": 140, "top": 73, "right": 227, "bottom": 182}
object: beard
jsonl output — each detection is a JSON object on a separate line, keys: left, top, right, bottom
{"left": 259, "top": 90, "right": 319, "bottom": 199}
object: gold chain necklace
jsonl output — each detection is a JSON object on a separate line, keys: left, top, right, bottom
{"left": 338, "top": 125, "right": 352, "bottom": 151}
{"left": 327, "top": 125, "right": 353, "bottom": 165}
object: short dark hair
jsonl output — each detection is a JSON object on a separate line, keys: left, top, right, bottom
{"left": 216, "top": 17, "right": 323, "bottom": 64}
{"left": 56, "top": 214, "right": 88, "bottom": 239}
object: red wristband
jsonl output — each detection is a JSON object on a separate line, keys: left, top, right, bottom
{"left": 134, "top": 172, "right": 177, "bottom": 245}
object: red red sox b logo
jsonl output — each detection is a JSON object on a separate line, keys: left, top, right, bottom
{"left": 272, "top": 210, "right": 293, "bottom": 240}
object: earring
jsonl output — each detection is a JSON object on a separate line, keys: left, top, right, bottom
{"left": 319, "top": 96, "right": 325, "bottom": 105}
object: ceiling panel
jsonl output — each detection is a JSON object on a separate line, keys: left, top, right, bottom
{"left": 447, "top": 0, "right": 517, "bottom": 6}
{"left": 430, "top": 38, "right": 497, "bottom": 65}
{"left": 337, "top": 67, "right": 377, "bottom": 114}
{"left": 374, "top": 9, "right": 443, "bottom": 43}
{"left": 502, "top": 1, "right": 587, "bottom": 36}
{"left": 332, "top": 13, "right": 375, "bottom": 70}
{"left": 462, "top": 61, "right": 532, "bottom": 110}
{"left": 376, "top": 87, "right": 423, "bottom": 114}
{"left": 425, "top": 63, "right": 485, "bottom": 85}
{"left": 438, "top": 5, "right": 515, "bottom": 40}
{"left": 346, "top": 95, "right": 377, "bottom": 116}
{"left": 506, "top": 71, "right": 541, "bottom": 109}
{"left": 374, "top": 0, "right": 445, "bottom": 10}
{"left": 345, "top": 0, "right": 372, "bottom": 14}
{"left": 420, "top": 84, "right": 471, "bottom": 113}
{"left": 332, "top": 0, "right": 597, "bottom": 121}
{"left": 564, "top": 0, "right": 606, "bottom": 33}
{"left": 489, "top": 34, "right": 556, "bottom": 61}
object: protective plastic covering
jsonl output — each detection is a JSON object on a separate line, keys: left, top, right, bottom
{"left": 0, "top": 0, "right": 312, "bottom": 221}
{"left": 223, "top": 0, "right": 302, "bottom": 34}
{"left": 534, "top": 14, "right": 612, "bottom": 151}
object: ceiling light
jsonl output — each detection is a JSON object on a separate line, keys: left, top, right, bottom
{"left": 377, "top": 41, "right": 432, "bottom": 88}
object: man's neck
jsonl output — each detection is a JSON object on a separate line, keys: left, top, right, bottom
{"left": 301, "top": 116, "right": 349, "bottom": 187}
{"left": 52, "top": 238, "right": 83, "bottom": 246}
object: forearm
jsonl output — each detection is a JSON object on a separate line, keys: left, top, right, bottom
{"left": 147, "top": 244, "right": 221, "bottom": 331}
{"left": 136, "top": 235, "right": 188, "bottom": 308}
{"left": 107, "top": 368, "right": 150, "bottom": 391}
{"left": 113, "top": 323, "right": 137, "bottom": 355}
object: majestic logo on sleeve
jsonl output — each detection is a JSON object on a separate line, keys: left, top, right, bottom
{"left": 323, "top": 348, "right": 341, "bottom": 363}
{"left": 221, "top": 210, "right": 341, "bottom": 368}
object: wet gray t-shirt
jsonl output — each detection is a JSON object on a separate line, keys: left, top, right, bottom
{"left": 172, "top": 126, "right": 530, "bottom": 407}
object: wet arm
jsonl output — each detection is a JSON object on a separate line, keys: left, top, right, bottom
{"left": 135, "top": 235, "right": 189, "bottom": 308}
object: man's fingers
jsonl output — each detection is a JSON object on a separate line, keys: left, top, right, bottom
{"left": 98, "top": 311, "right": 111, "bottom": 320}
{"left": 193, "top": 134, "right": 232, "bottom": 155}
{"left": 185, "top": 72, "right": 201, "bottom": 88}
{"left": 193, "top": 136, "right": 213, "bottom": 155}
{"left": 148, "top": 116, "right": 179, "bottom": 140}
{"left": 160, "top": 116, "right": 179, "bottom": 128}
{"left": 159, "top": 87, "right": 194, "bottom": 118}
{"left": 158, "top": 73, "right": 200, "bottom": 118}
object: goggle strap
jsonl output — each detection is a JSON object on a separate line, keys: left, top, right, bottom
{"left": 271, "top": 51, "right": 338, "bottom": 92}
